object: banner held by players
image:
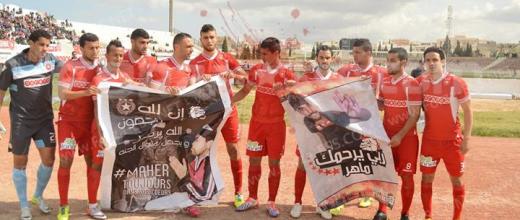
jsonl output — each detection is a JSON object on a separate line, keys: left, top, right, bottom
{"left": 281, "top": 77, "right": 399, "bottom": 210}
{"left": 96, "top": 77, "right": 231, "bottom": 212}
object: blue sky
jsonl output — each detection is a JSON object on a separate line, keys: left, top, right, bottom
{"left": 2, "top": 0, "right": 519, "bottom": 43}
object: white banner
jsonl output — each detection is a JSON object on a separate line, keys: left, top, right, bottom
{"left": 282, "top": 77, "right": 399, "bottom": 210}
{"left": 97, "top": 77, "right": 231, "bottom": 212}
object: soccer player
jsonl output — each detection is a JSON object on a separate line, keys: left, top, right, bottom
{"left": 150, "top": 32, "right": 195, "bottom": 94}
{"left": 374, "top": 48, "right": 422, "bottom": 220}
{"left": 418, "top": 47, "right": 472, "bottom": 220}
{"left": 190, "top": 24, "right": 248, "bottom": 208}
{"left": 233, "top": 37, "right": 296, "bottom": 217}
{"left": 338, "top": 38, "right": 388, "bottom": 208}
{"left": 289, "top": 45, "right": 342, "bottom": 220}
{"left": 120, "top": 28, "right": 157, "bottom": 84}
{"left": 0, "top": 29, "right": 62, "bottom": 220}
{"left": 56, "top": 33, "right": 106, "bottom": 220}
{"left": 149, "top": 32, "right": 201, "bottom": 218}
{"left": 338, "top": 39, "right": 388, "bottom": 99}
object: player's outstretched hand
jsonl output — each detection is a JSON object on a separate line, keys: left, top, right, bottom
{"left": 219, "top": 71, "right": 234, "bottom": 79}
{"left": 202, "top": 74, "right": 212, "bottom": 81}
{"left": 88, "top": 86, "right": 100, "bottom": 95}
{"left": 166, "top": 86, "right": 180, "bottom": 96}
{"left": 99, "top": 137, "right": 108, "bottom": 150}
{"left": 285, "top": 80, "right": 297, "bottom": 87}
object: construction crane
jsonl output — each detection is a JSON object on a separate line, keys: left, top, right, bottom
{"left": 226, "top": 1, "right": 259, "bottom": 44}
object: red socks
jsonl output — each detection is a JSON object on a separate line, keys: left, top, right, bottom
{"left": 58, "top": 167, "right": 71, "bottom": 206}
{"left": 401, "top": 175, "right": 415, "bottom": 215}
{"left": 453, "top": 185, "right": 465, "bottom": 220}
{"left": 421, "top": 181, "right": 465, "bottom": 220}
{"left": 230, "top": 159, "right": 243, "bottom": 195}
{"left": 378, "top": 202, "right": 388, "bottom": 213}
{"left": 268, "top": 165, "right": 281, "bottom": 202}
{"left": 294, "top": 168, "right": 306, "bottom": 204}
{"left": 87, "top": 167, "right": 101, "bottom": 204}
{"left": 421, "top": 182, "right": 433, "bottom": 218}
{"left": 248, "top": 164, "right": 261, "bottom": 200}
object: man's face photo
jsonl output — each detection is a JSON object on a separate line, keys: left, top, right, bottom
{"left": 191, "top": 135, "right": 211, "bottom": 156}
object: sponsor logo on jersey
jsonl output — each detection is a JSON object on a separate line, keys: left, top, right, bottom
{"left": 72, "top": 80, "right": 91, "bottom": 89}
{"left": 23, "top": 76, "right": 51, "bottom": 88}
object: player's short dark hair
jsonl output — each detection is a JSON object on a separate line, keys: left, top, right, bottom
{"left": 28, "top": 29, "right": 52, "bottom": 42}
{"left": 130, "top": 28, "right": 150, "bottom": 40}
{"left": 106, "top": 39, "right": 124, "bottom": 54}
{"left": 388, "top": 47, "right": 408, "bottom": 61}
{"left": 353, "top": 39, "right": 372, "bottom": 52}
{"left": 173, "top": 32, "right": 192, "bottom": 45}
{"left": 260, "top": 37, "right": 281, "bottom": 53}
{"left": 288, "top": 94, "right": 308, "bottom": 111}
{"left": 79, "top": 33, "right": 99, "bottom": 47}
{"left": 200, "top": 24, "right": 216, "bottom": 34}
{"left": 423, "top": 47, "right": 446, "bottom": 60}
{"left": 316, "top": 45, "right": 333, "bottom": 57}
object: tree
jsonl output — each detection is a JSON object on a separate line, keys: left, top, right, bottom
{"left": 222, "top": 37, "right": 229, "bottom": 52}
{"left": 390, "top": 43, "right": 394, "bottom": 50}
{"left": 377, "top": 43, "right": 382, "bottom": 51}
{"left": 240, "top": 46, "right": 251, "bottom": 59}
{"left": 409, "top": 44, "right": 413, "bottom": 52}
{"left": 454, "top": 41, "right": 463, "bottom": 56}
{"left": 464, "top": 43, "right": 473, "bottom": 57}
{"left": 442, "top": 35, "right": 451, "bottom": 55}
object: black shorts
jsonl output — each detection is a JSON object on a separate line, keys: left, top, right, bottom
{"left": 8, "top": 118, "right": 56, "bottom": 155}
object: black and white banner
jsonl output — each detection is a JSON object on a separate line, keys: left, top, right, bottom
{"left": 96, "top": 77, "right": 231, "bottom": 212}
{"left": 282, "top": 77, "right": 399, "bottom": 210}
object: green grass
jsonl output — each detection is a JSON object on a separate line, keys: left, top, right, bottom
{"left": 233, "top": 90, "right": 520, "bottom": 138}
{"left": 454, "top": 72, "right": 520, "bottom": 79}
{"left": 464, "top": 111, "right": 520, "bottom": 138}
{"left": 233, "top": 86, "right": 255, "bottom": 124}
{"left": 4, "top": 81, "right": 520, "bottom": 138}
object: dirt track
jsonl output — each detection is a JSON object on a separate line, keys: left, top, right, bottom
{"left": 1, "top": 114, "right": 519, "bottom": 219}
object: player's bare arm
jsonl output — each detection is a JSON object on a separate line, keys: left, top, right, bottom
{"left": 389, "top": 105, "right": 421, "bottom": 147}
{"left": 231, "top": 81, "right": 254, "bottom": 104}
{"left": 58, "top": 85, "right": 97, "bottom": 100}
{"left": 460, "top": 100, "right": 473, "bottom": 154}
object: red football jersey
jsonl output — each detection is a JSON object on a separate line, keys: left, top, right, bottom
{"left": 151, "top": 57, "right": 191, "bottom": 90}
{"left": 248, "top": 63, "right": 296, "bottom": 123}
{"left": 380, "top": 74, "right": 422, "bottom": 136}
{"left": 92, "top": 67, "right": 131, "bottom": 88}
{"left": 189, "top": 51, "right": 240, "bottom": 97}
{"left": 418, "top": 73, "right": 470, "bottom": 140}
{"left": 338, "top": 63, "right": 388, "bottom": 96}
{"left": 299, "top": 68, "right": 342, "bottom": 82}
{"left": 58, "top": 57, "right": 99, "bottom": 122}
{"left": 120, "top": 51, "right": 157, "bottom": 83}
